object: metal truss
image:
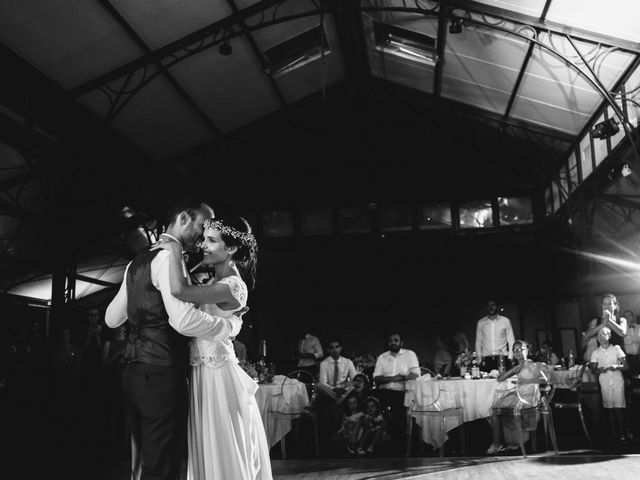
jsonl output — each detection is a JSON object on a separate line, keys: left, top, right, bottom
{"left": 71, "top": 0, "right": 326, "bottom": 124}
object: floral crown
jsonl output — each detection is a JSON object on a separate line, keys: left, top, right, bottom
{"left": 204, "top": 218, "right": 257, "bottom": 252}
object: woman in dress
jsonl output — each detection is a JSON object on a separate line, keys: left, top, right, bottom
{"left": 155, "top": 215, "right": 272, "bottom": 480}
{"left": 486, "top": 339, "right": 543, "bottom": 454}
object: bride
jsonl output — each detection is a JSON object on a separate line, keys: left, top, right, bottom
{"left": 154, "top": 215, "right": 272, "bottom": 480}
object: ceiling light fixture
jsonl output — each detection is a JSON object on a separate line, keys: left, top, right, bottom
{"left": 592, "top": 118, "right": 619, "bottom": 139}
{"left": 449, "top": 17, "right": 463, "bottom": 34}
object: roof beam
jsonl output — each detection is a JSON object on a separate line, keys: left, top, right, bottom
{"left": 432, "top": 1, "right": 449, "bottom": 99}
{"left": 97, "top": 0, "right": 222, "bottom": 134}
{"left": 503, "top": 0, "right": 552, "bottom": 120}
{"left": 74, "top": 273, "right": 118, "bottom": 288}
{"left": 70, "top": 0, "right": 286, "bottom": 97}
{"left": 330, "top": 0, "right": 370, "bottom": 104}
{"left": 226, "top": 0, "right": 287, "bottom": 107}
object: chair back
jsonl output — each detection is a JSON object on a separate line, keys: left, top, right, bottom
{"left": 282, "top": 369, "right": 316, "bottom": 405}
{"left": 410, "top": 377, "right": 461, "bottom": 412}
{"left": 420, "top": 366, "right": 436, "bottom": 378}
{"left": 515, "top": 361, "right": 552, "bottom": 407}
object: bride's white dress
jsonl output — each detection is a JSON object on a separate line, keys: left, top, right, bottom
{"left": 187, "top": 276, "right": 272, "bottom": 480}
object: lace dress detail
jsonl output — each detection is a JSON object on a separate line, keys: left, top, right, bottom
{"left": 189, "top": 275, "right": 248, "bottom": 368}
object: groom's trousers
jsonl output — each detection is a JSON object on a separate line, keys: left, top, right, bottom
{"left": 122, "top": 363, "right": 188, "bottom": 480}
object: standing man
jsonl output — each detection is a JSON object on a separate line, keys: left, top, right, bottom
{"left": 372, "top": 332, "right": 420, "bottom": 455}
{"left": 475, "top": 300, "right": 515, "bottom": 371}
{"left": 296, "top": 324, "right": 323, "bottom": 379}
{"left": 106, "top": 198, "right": 236, "bottom": 480}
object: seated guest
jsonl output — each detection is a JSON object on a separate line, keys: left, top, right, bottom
{"left": 433, "top": 335, "right": 452, "bottom": 376}
{"left": 486, "top": 340, "right": 541, "bottom": 454}
{"left": 317, "top": 337, "right": 357, "bottom": 399}
{"left": 316, "top": 338, "right": 357, "bottom": 450}
{"left": 336, "top": 374, "right": 370, "bottom": 410}
{"left": 333, "top": 395, "right": 364, "bottom": 455}
{"left": 536, "top": 341, "right": 560, "bottom": 367}
{"left": 357, "top": 396, "right": 390, "bottom": 456}
{"left": 372, "top": 332, "right": 420, "bottom": 455}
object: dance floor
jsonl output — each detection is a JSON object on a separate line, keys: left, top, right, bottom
{"left": 95, "top": 451, "right": 640, "bottom": 479}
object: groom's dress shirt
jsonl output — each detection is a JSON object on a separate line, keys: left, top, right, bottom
{"left": 106, "top": 250, "right": 232, "bottom": 339}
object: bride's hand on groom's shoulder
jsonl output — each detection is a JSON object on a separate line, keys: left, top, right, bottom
{"left": 150, "top": 238, "right": 181, "bottom": 254}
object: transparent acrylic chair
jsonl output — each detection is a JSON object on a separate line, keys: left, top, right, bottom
{"left": 548, "top": 363, "right": 593, "bottom": 448}
{"left": 406, "top": 367, "right": 465, "bottom": 457}
{"left": 267, "top": 369, "right": 319, "bottom": 459}
{"left": 491, "top": 361, "right": 558, "bottom": 458}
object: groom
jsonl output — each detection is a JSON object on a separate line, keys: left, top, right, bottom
{"left": 106, "top": 198, "right": 234, "bottom": 480}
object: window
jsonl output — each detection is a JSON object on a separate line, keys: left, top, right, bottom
{"left": 459, "top": 200, "right": 493, "bottom": 229}
{"left": 545, "top": 186, "right": 554, "bottom": 215}
{"left": 261, "top": 211, "right": 293, "bottom": 238}
{"left": 498, "top": 197, "right": 533, "bottom": 225}
{"left": 419, "top": 202, "right": 452, "bottom": 230}
{"left": 338, "top": 206, "right": 370, "bottom": 234}
{"left": 301, "top": 208, "right": 332, "bottom": 236}
{"left": 380, "top": 203, "right": 413, "bottom": 232}
{"left": 567, "top": 151, "right": 579, "bottom": 191}
{"left": 373, "top": 21, "right": 436, "bottom": 66}
{"left": 579, "top": 134, "right": 593, "bottom": 180}
{"left": 593, "top": 113, "right": 608, "bottom": 166}
{"left": 263, "top": 26, "right": 330, "bottom": 77}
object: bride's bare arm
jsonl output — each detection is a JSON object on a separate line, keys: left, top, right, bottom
{"left": 153, "top": 242, "right": 238, "bottom": 307}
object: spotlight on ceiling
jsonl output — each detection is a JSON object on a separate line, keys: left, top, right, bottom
{"left": 592, "top": 118, "right": 619, "bottom": 139}
{"left": 449, "top": 17, "right": 463, "bottom": 34}
{"left": 219, "top": 29, "right": 233, "bottom": 56}
{"left": 622, "top": 163, "right": 632, "bottom": 177}
{"left": 219, "top": 39, "right": 232, "bottom": 56}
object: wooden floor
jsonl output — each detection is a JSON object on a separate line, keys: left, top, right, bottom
{"left": 93, "top": 450, "right": 640, "bottom": 480}
{"left": 271, "top": 453, "right": 640, "bottom": 479}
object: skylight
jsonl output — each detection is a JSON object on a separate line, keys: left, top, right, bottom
{"left": 373, "top": 21, "right": 436, "bottom": 66}
{"left": 264, "top": 25, "right": 330, "bottom": 77}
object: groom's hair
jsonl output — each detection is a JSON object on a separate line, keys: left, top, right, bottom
{"left": 165, "top": 197, "right": 210, "bottom": 226}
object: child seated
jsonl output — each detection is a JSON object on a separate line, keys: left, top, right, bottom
{"left": 357, "top": 396, "right": 390, "bottom": 455}
{"left": 335, "top": 395, "right": 364, "bottom": 454}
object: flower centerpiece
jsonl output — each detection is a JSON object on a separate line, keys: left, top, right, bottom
{"left": 455, "top": 350, "right": 471, "bottom": 375}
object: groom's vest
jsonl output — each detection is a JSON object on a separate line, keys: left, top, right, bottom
{"left": 124, "top": 249, "right": 188, "bottom": 368}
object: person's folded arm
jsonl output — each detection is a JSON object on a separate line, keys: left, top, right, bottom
{"left": 154, "top": 252, "right": 235, "bottom": 339}
{"left": 105, "top": 263, "right": 130, "bottom": 328}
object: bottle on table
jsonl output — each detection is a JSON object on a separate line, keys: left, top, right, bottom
{"left": 471, "top": 351, "right": 480, "bottom": 379}
{"left": 498, "top": 355, "right": 505, "bottom": 375}
{"left": 257, "top": 339, "right": 269, "bottom": 382}
{"left": 568, "top": 349, "right": 575, "bottom": 368}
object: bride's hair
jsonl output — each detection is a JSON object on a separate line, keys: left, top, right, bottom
{"left": 217, "top": 215, "right": 258, "bottom": 291}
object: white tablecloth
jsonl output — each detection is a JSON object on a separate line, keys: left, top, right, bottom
{"left": 255, "top": 379, "right": 310, "bottom": 448}
{"left": 404, "top": 376, "right": 505, "bottom": 448}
